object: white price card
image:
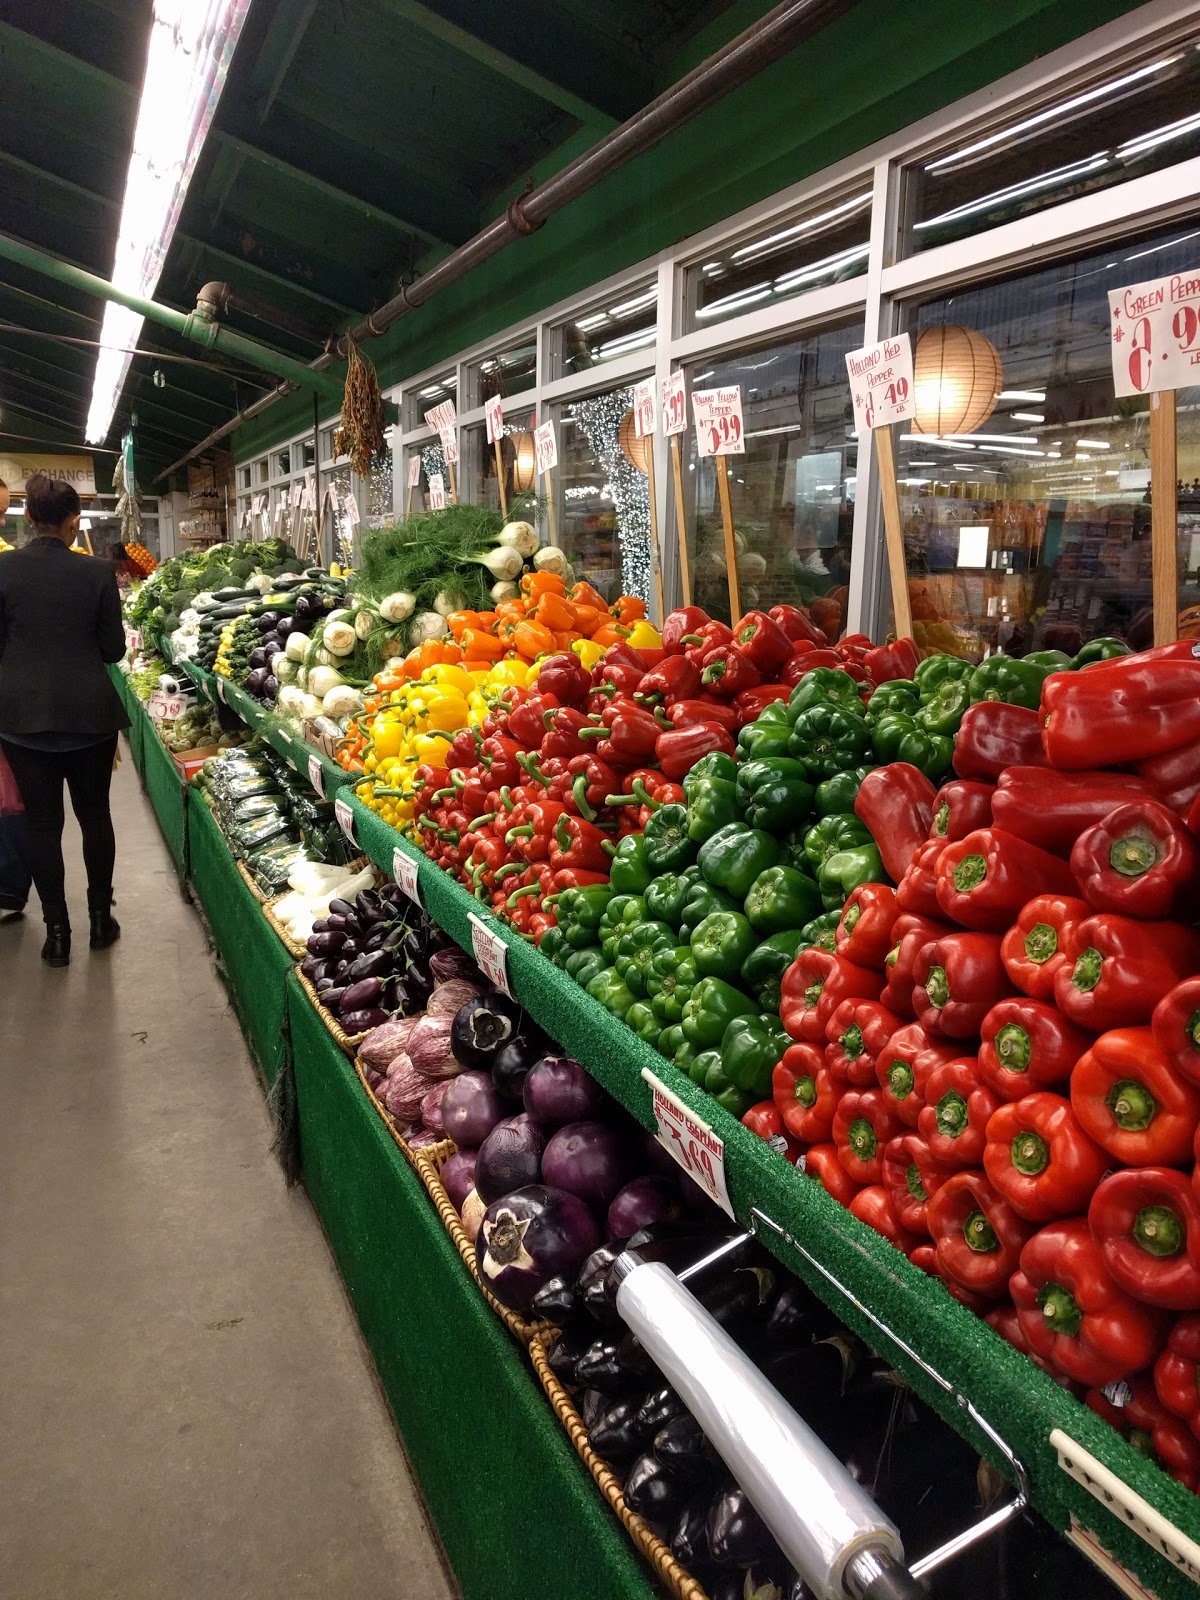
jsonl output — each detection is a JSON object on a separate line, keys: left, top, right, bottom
{"left": 484, "top": 394, "right": 504, "bottom": 445}
{"left": 147, "top": 690, "right": 167, "bottom": 720}
{"left": 161, "top": 692, "right": 186, "bottom": 721}
{"left": 423, "top": 399, "right": 457, "bottom": 434}
{"left": 438, "top": 425, "right": 459, "bottom": 466}
{"left": 342, "top": 493, "right": 359, "bottom": 528}
{"left": 307, "top": 753, "right": 325, "bottom": 799}
{"left": 407, "top": 453, "right": 422, "bottom": 488}
{"left": 290, "top": 481, "right": 303, "bottom": 507}
{"left": 641, "top": 1069, "right": 734, "bottom": 1217}
{"left": 534, "top": 419, "right": 558, "bottom": 474}
{"left": 392, "top": 846, "right": 422, "bottom": 906}
{"left": 633, "top": 377, "right": 657, "bottom": 438}
{"left": 845, "top": 334, "right": 915, "bottom": 432}
{"left": 468, "top": 912, "right": 513, "bottom": 998}
{"left": 1109, "top": 269, "right": 1200, "bottom": 396}
{"left": 126, "top": 627, "right": 143, "bottom": 651}
{"left": 692, "top": 386, "right": 745, "bottom": 457}
{"left": 302, "top": 476, "right": 316, "bottom": 511}
{"left": 428, "top": 473, "right": 446, "bottom": 510}
{"left": 661, "top": 371, "right": 687, "bottom": 437}
{"left": 335, "top": 795, "right": 356, "bottom": 843}
{"left": 215, "top": 676, "right": 227, "bottom": 704}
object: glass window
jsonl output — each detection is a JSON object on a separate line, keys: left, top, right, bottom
{"left": 275, "top": 448, "right": 291, "bottom": 477}
{"left": 406, "top": 371, "right": 458, "bottom": 430}
{"left": 464, "top": 406, "right": 537, "bottom": 514}
{"left": 551, "top": 284, "right": 657, "bottom": 379}
{"left": 893, "top": 221, "right": 1200, "bottom": 659}
{"left": 465, "top": 336, "right": 536, "bottom": 408}
{"left": 682, "top": 323, "right": 863, "bottom": 627}
{"left": 238, "top": 465, "right": 251, "bottom": 491}
{"left": 255, "top": 459, "right": 269, "bottom": 485}
{"left": 366, "top": 454, "right": 394, "bottom": 525}
{"left": 906, "top": 42, "right": 1200, "bottom": 253}
{"left": 299, "top": 439, "right": 316, "bottom": 470}
{"left": 553, "top": 383, "right": 653, "bottom": 603}
{"left": 685, "top": 191, "right": 871, "bottom": 329}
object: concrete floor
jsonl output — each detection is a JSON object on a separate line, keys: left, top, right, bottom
{"left": 0, "top": 751, "right": 458, "bottom": 1600}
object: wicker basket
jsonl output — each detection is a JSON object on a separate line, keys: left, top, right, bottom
{"left": 294, "top": 965, "right": 371, "bottom": 1055}
{"left": 529, "top": 1332, "right": 710, "bottom": 1600}
{"left": 236, "top": 859, "right": 268, "bottom": 903}
{"left": 416, "top": 1143, "right": 554, "bottom": 1348}
{"left": 351, "top": 1053, "right": 454, "bottom": 1170}
{"left": 263, "top": 857, "right": 380, "bottom": 957}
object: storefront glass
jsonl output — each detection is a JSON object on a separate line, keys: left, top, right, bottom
{"left": 465, "top": 337, "right": 537, "bottom": 407}
{"left": 553, "top": 383, "right": 652, "bottom": 603}
{"left": 551, "top": 285, "right": 657, "bottom": 380}
{"left": 465, "top": 406, "right": 536, "bottom": 514}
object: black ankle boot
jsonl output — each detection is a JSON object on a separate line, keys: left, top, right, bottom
{"left": 88, "top": 896, "right": 120, "bottom": 950}
{"left": 41, "top": 907, "right": 70, "bottom": 967}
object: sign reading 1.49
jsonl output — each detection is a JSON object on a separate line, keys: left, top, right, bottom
{"left": 1109, "top": 270, "right": 1200, "bottom": 397}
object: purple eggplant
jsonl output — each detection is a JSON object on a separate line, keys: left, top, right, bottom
{"left": 541, "top": 1121, "right": 629, "bottom": 1207}
{"left": 440, "top": 1071, "right": 504, "bottom": 1149}
{"left": 523, "top": 1057, "right": 609, "bottom": 1125}
{"left": 450, "top": 992, "right": 523, "bottom": 1073}
{"left": 477, "top": 1184, "right": 600, "bottom": 1313}
{"left": 347, "top": 949, "right": 394, "bottom": 984}
{"left": 319, "top": 986, "right": 347, "bottom": 1011}
{"left": 340, "top": 976, "right": 383, "bottom": 1013}
{"left": 306, "top": 929, "right": 346, "bottom": 956}
{"left": 341, "top": 1006, "right": 388, "bottom": 1034}
{"left": 474, "top": 1114, "right": 546, "bottom": 1202}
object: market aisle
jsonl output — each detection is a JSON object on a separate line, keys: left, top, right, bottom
{"left": 0, "top": 752, "right": 457, "bottom": 1600}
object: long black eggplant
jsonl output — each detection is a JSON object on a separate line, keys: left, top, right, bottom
{"left": 546, "top": 1334, "right": 587, "bottom": 1387}
{"left": 578, "top": 1389, "right": 607, "bottom": 1430}
{"left": 706, "top": 1485, "right": 776, "bottom": 1568}
{"left": 588, "top": 1397, "right": 649, "bottom": 1464}
{"left": 530, "top": 1275, "right": 582, "bottom": 1329}
{"left": 574, "top": 1339, "right": 645, "bottom": 1394}
{"left": 634, "top": 1386, "right": 686, "bottom": 1435}
{"left": 652, "top": 1414, "right": 721, "bottom": 1484}
{"left": 577, "top": 1245, "right": 622, "bottom": 1325}
{"left": 670, "top": 1500, "right": 711, "bottom": 1569}
{"left": 622, "top": 1453, "right": 690, "bottom": 1524}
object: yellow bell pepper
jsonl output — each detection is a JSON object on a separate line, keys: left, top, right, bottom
{"left": 411, "top": 731, "right": 456, "bottom": 764}
{"left": 487, "top": 659, "right": 531, "bottom": 688}
{"left": 372, "top": 719, "right": 407, "bottom": 759}
{"left": 623, "top": 620, "right": 662, "bottom": 651}
{"left": 572, "top": 638, "right": 603, "bottom": 671}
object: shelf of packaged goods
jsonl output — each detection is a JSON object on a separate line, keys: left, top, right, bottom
{"left": 341, "top": 788, "right": 1200, "bottom": 1600}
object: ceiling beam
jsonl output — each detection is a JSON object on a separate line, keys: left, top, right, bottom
{"left": 0, "top": 339, "right": 232, "bottom": 424}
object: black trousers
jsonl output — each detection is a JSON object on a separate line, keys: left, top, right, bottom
{"left": 0, "top": 736, "right": 118, "bottom": 914}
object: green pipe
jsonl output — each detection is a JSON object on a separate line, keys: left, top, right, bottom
{"left": 0, "top": 230, "right": 345, "bottom": 405}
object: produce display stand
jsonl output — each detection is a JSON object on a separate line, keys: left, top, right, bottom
{"left": 139, "top": 717, "right": 189, "bottom": 877}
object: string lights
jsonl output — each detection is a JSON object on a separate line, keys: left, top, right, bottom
{"left": 570, "top": 386, "right": 651, "bottom": 602}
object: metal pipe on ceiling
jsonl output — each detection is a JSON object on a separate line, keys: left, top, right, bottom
{"left": 155, "top": 0, "right": 854, "bottom": 481}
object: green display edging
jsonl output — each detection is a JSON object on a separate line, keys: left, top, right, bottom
{"left": 285, "top": 972, "right": 655, "bottom": 1600}
{"left": 139, "top": 721, "right": 188, "bottom": 878}
{"left": 188, "top": 795, "right": 293, "bottom": 1089}
{"left": 345, "top": 793, "right": 1200, "bottom": 1596}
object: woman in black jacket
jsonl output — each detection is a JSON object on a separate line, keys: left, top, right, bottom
{"left": 0, "top": 473, "right": 130, "bottom": 965}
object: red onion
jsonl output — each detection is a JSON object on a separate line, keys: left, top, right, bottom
{"left": 407, "top": 1013, "right": 459, "bottom": 1078}
{"left": 420, "top": 1080, "right": 452, "bottom": 1136}
{"left": 359, "top": 1015, "right": 420, "bottom": 1069}
{"left": 426, "top": 977, "right": 485, "bottom": 1017}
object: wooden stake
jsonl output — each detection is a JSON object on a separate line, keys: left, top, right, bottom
{"left": 405, "top": 473, "right": 416, "bottom": 519}
{"left": 874, "top": 424, "right": 914, "bottom": 639}
{"left": 670, "top": 435, "right": 692, "bottom": 607}
{"left": 715, "top": 453, "right": 741, "bottom": 622}
{"left": 447, "top": 458, "right": 459, "bottom": 505}
{"left": 645, "top": 457, "right": 665, "bottom": 623}
{"left": 493, "top": 439, "right": 508, "bottom": 518}
{"left": 544, "top": 466, "right": 558, "bottom": 546}
{"left": 1150, "top": 388, "right": 1178, "bottom": 647}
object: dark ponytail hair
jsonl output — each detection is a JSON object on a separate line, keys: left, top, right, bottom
{"left": 25, "top": 472, "right": 80, "bottom": 530}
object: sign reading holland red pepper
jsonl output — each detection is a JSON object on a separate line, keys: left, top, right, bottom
{"left": 692, "top": 386, "right": 745, "bottom": 457}
{"left": 845, "top": 334, "right": 915, "bottom": 433}
{"left": 1109, "top": 269, "right": 1200, "bottom": 397}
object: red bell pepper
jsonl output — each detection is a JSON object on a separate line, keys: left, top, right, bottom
{"left": 881, "top": 912, "right": 950, "bottom": 1019}
{"left": 835, "top": 882, "right": 899, "bottom": 970}
{"left": 445, "top": 727, "right": 481, "bottom": 767}
{"left": 534, "top": 652, "right": 591, "bottom": 707}
{"left": 849, "top": 1184, "right": 922, "bottom": 1254}
{"left": 661, "top": 606, "right": 712, "bottom": 655}
{"left": 733, "top": 610, "right": 793, "bottom": 675}
{"left": 935, "top": 828, "right": 1076, "bottom": 932}
{"left": 1071, "top": 1027, "right": 1200, "bottom": 1166}
{"left": 1154, "top": 1315, "right": 1200, "bottom": 1438}
{"left": 772, "top": 1044, "right": 839, "bottom": 1144}
{"left": 1151, "top": 977, "right": 1200, "bottom": 1089}
{"left": 895, "top": 837, "right": 946, "bottom": 919}
{"left": 1011, "top": 1218, "right": 1168, "bottom": 1386}
{"left": 699, "top": 644, "right": 761, "bottom": 698}
{"left": 802, "top": 1142, "right": 861, "bottom": 1206}
{"left": 504, "top": 798, "right": 568, "bottom": 862}
{"left": 682, "top": 619, "right": 733, "bottom": 661}
{"left": 506, "top": 692, "right": 559, "bottom": 749}
{"left": 781, "top": 647, "right": 845, "bottom": 686}
{"left": 824, "top": 998, "right": 906, "bottom": 1088}
{"left": 832, "top": 1087, "right": 903, "bottom": 1185}
{"left": 992, "top": 766, "right": 1165, "bottom": 857}
{"left": 558, "top": 753, "right": 622, "bottom": 821}
{"left": 927, "top": 1171, "right": 1034, "bottom": 1300}
{"left": 863, "top": 635, "right": 922, "bottom": 684}
{"left": 539, "top": 705, "right": 593, "bottom": 763}
{"left": 1071, "top": 798, "right": 1200, "bottom": 919}
{"left": 741, "top": 1100, "right": 803, "bottom": 1160}
{"left": 914, "top": 931, "right": 1014, "bottom": 1039}
{"left": 769, "top": 603, "right": 827, "bottom": 647}
{"left": 854, "top": 763, "right": 935, "bottom": 883}
{"left": 590, "top": 649, "right": 646, "bottom": 704}
{"left": 1042, "top": 652, "right": 1200, "bottom": 769}
{"left": 1137, "top": 737, "right": 1200, "bottom": 814}
{"left": 731, "top": 684, "right": 791, "bottom": 726}
{"left": 780, "top": 948, "right": 882, "bottom": 1045}
{"left": 928, "top": 779, "right": 995, "bottom": 842}
{"left": 1086, "top": 1378, "right": 1200, "bottom": 1491}
{"left": 874, "top": 1020, "right": 958, "bottom": 1127}
{"left": 550, "top": 813, "right": 615, "bottom": 874}
{"left": 977, "top": 997, "right": 1094, "bottom": 1101}
{"left": 579, "top": 701, "right": 664, "bottom": 768}
{"left": 1089, "top": 1167, "right": 1200, "bottom": 1311}
{"left": 913, "top": 1248, "right": 1002, "bottom": 1317}
{"left": 655, "top": 722, "right": 736, "bottom": 781}
{"left": 999, "top": 892, "right": 1090, "bottom": 1002}
{"left": 634, "top": 653, "right": 700, "bottom": 707}
{"left": 983, "top": 1092, "right": 1108, "bottom": 1223}
{"left": 881, "top": 1132, "right": 948, "bottom": 1235}
{"left": 668, "top": 698, "right": 740, "bottom": 733}
{"left": 918, "top": 1058, "right": 1000, "bottom": 1168}
{"left": 1054, "top": 914, "right": 1200, "bottom": 1032}
{"left": 955, "top": 702, "right": 1047, "bottom": 782}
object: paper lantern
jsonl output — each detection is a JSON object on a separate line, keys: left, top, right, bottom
{"left": 618, "top": 408, "right": 651, "bottom": 474}
{"left": 511, "top": 431, "right": 536, "bottom": 492}
{"left": 912, "top": 325, "right": 1003, "bottom": 436}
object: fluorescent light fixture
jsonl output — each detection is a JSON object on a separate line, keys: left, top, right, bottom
{"left": 86, "top": 0, "right": 250, "bottom": 444}
{"left": 907, "top": 460, "right": 938, "bottom": 467}
{"left": 772, "top": 243, "right": 870, "bottom": 293}
{"left": 594, "top": 327, "right": 656, "bottom": 358}
{"left": 899, "top": 477, "right": 932, "bottom": 485}
{"left": 1011, "top": 411, "right": 1045, "bottom": 422}
{"left": 914, "top": 153, "right": 1110, "bottom": 231}
{"left": 957, "top": 526, "right": 990, "bottom": 567}
{"left": 1076, "top": 438, "right": 1111, "bottom": 450}
{"left": 574, "top": 313, "right": 610, "bottom": 332}
{"left": 1117, "top": 109, "right": 1200, "bottom": 161}
{"left": 729, "top": 193, "right": 871, "bottom": 264}
{"left": 943, "top": 433, "right": 1039, "bottom": 445}
{"left": 998, "top": 390, "right": 1045, "bottom": 401}
{"left": 900, "top": 434, "right": 976, "bottom": 449}
{"left": 419, "top": 384, "right": 447, "bottom": 397}
{"left": 694, "top": 371, "right": 715, "bottom": 383}
{"left": 695, "top": 284, "right": 773, "bottom": 320}
{"left": 606, "top": 288, "right": 657, "bottom": 318}
{"left": 1125, "top": 228, "right": 1200, "bottom": 264}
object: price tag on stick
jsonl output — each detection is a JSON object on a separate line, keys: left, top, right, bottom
{"left": 307, "top": 753, "right": 325, "bottom": 800}
{"left": 468, "top": 912, "right": 513, "bottom": 997}
{"left": 335, "top": 795, "right": 356, "bottom": 844}
{"left": 407, "top": 454, "right": 421, "bottom": 488}
{"left": 484, "top": 394, "right": 504, "bottom": 445}
{"left": 844, "top": 335, "right": 915, "bottom": 433}
{"left": 534, "top": 420, "right": 558, "bottom": 474}
{"left": 641, "top": 1069, "right": 734, "bottom": 1217}
{"left": 428, "top": 473, "right": 446, "bottom": 510}
{"left": 392, "top": 846, "right": 422, "bottom": 907}
{"left": 661, "top": 371, "right": 687, "bottom": 437}
{"left": 633, "top": 377, "right": 657, "bottom": 438}
{"left": 1108, "top": 270, "right": 1200, "bottom": 396}
{"left": 692, "top": 386, "right": 745, "bottom": 457}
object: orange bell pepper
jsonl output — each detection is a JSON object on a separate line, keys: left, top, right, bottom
{"left": 610, "top": 595, "right": 646, "bottom": 625}
{"left": 521, "top": 571, "right": 566, "bottom": 600}
{"left": 445, "top": 610, "right": 482, "bottom": 641}
{"left": 533, "top": 592, "right": 577, "bottom": 631}
{"left": 571, "top": 581, "right": 608, "bottom": 610}
{"left": 553, "top": 630, "right": 578, "bottom": 651}
{"left": 515, "top": 619, "right": 557, "bottom": 659}
{"left": 572, "top": 604, "right": 603, "bottom": 635}
{"left": 460, "top": 628, "right": 503, "bottom": 661}
{"left": 591, "top": 619, "right": 631, "bottom": 649}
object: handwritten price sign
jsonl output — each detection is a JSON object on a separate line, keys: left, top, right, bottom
{"left": 334, "top": 795, "right": 356, "bottom": 844}
{"left": 428, "top": 473, "right": 447, "bottom": 510}
{"left": 439, "top": 426, "right": 459, "bottom": 466}
{"left": 845, "top": 334, "right": 915, "bottom": 432}
{"left": 302, "top": 474, "right": 316, "bottom": 511}
{"left": 392, "top": 846, "right": 422, "bottom": 907}
{"left": 642, "top": 1070, "right": 734, "bottom": 1217}
{"left": 407, "top": 454, "right": 422, "bottom": 488}
{"left": 534, "top": 419, "right": 558, "bottom": 474}
{"left": 633, "top": 377, "right": 657, "bottom": 439}
{"left": 661, "top": 371, "right": 687, "bottom": 437}
{"left": 468, "top": 913, "right": 512, "bottom": 997}
{"left": 423, "top": 399, "right": 457, "bottom": 433}
{"left": 307, "top": 753, "right": 325, "bottom": 800}
{"left": 290, "top": 481, "right": 303, "bottom": 508}
{"left": 342, "top": 493, "right": 359, "bottom": 528}
{"left": 484, "top": 394, "right": 504, "bottom": 445}
{"left": 1109, "top": 270, "right": 1200, "bottom": 397}
{"left": 692, "top": 386, "right": 745, "bottom": 458}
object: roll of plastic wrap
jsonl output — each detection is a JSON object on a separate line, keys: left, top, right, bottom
{"left": 614, "top": 1258, "right": 907, "bottom": 1598}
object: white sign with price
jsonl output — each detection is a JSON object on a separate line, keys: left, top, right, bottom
{"left": 845, "top": 334, "right": 915, "bottom": 432}
{"left": 692, "top": 386, "right": 745, "bottom": 457}
{"left": 484, "top": 394, "right": 504, "bottom": 445}
{"left": 127, "top": 627, "right": 143, "bottom": 651}
{"left": 342, "top": 493, "right": 359, "bottom": 528}
{"left": 215, "top": 676, "right": 227, "bottom": 704}
{"left": 1109, "top": 269, "right": 1200, "bottom": 396}
{"left": 468, "top": 912, "right": 513, "bottom": 997}
{"left": 534, "top": 420, "right": 557, "bottom": 475}
{"left": 307, "top": 753, "right": 325, "bottom": 799}
{"left": 391, "top": 846, "right": 422, "bottom": 906}
{"left": 335, "top": 795, "right": 356, "bottom": 843}
{"left": 641, "top": 1069, "right": 734, "bottom": 1217}
{"left": 423, "top": 399, "right": 457, "bottom": 433}
{"left": 148, "top": 690, "right": 185, "bottom": 721}
{"left": 407, "top": 453, "right": 422, "bottom": 488}
{"left": 438, "top": 426, "right": 459, "bottom": 466}
{"left": 428, "top": 473, "right": 446, "bottom": 510}
{"left": 632, "top": 377, "right": 657, "bottom": 438}
{"left": 661, "top": 371, "right": 687, "bottom": 437}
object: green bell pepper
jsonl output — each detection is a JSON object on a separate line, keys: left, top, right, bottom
{"left": 737, "top": 702, "right": 794, "bottom": 761}
{"left": 586, "top": 968, "right": 635, "bottom": 1018}
{"left": 741, "top": 929, "right": 807, "bottom": 1010}
{"left": 598, "top": 893, "right": 645, "bottom": 961}
{"left": 625, "top": 1000, "right": 662, "bottom": 1046}
{"left": 788, "top": 667, "right": 865, "bottom": 719}
{"left": 678, "top": 879, "right": 740, "bottom": 942}
{"left": 643, "top": 803, "right": 698, "bottom": 872}
{"left": 681, "top": 976, "right": 756, "bottom": 1049}
{"left": 722, "top": 1013, "right": 789, "bottom": 1099}
{"left": 800, "top": 909, "right": 842, "bottom": 951}
{"left": 556, "top": 884, "right": 614, "bottom": 948}
{"left": 565, "top": 946, "right": 608, "bottom": 988}
{"left": 608, "top": 832, "right": 651, "bottom": 895}
{"left": 686, "top": 776, "right": 740, "bottom": 843}
{"left": 689, "top": 1048, "right": 719, "bottom": 1086}
{"left": 914, "top": 675, "right": 970, "bottom": 734}
{"left": 914, "top": 654, "right": 972, "bottom": 697}
{"left": 813, "top": 766, "right": 873, "bottom": 817}
{"left": 538, "top": 925, "right": 569, "bottom": 966}
{"left": 690, "top": 911, "right": 758, "bottom": 976}
{"left": 818, "top": 842, "right": 887, "bottom": 909}
{"left": 615, "top": 920, "right": 676, "bottom": 996}
{"left": 697, "top": 822, "right": 781, "bottom": 900}
{"left": 1023, "top": 649, "right": 1072, "bottom": 673}
{"left": 682, "top": 751, "right": 738, "bottom": 800}
{"left": 869, "top": 713, "right": 953, "bottom": 781}
{"left": 701, "top": 1054, "right": 753, "bottom": 1117}
{"left": 744, "top": 864, "right": 822, "bottom": 935}
{"left": 658, "top": 1023, "right": 685, "bottom": 1061}
{"left": 788, "top": 703, "right": 872, "bottom": 781}
{"left": 735, "top": 758, "right": 815, "bottom": 834}
{"left": 646, "top": 945, "right": 701, "bottom": 1025}
{"left": 644, "top": 870, "right": 693, "bottom": 927}
{"left": 967, "top": 652, "right": 1051, "bottom": 710}
{"left": 803, "top": 812, "right": 872, "bottom": 871}
{"left": 1073, "top": 636, "right": 1131, "bottom": 669}
{"left": 864, "top": 679, "right": 920, "bottom": 724}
